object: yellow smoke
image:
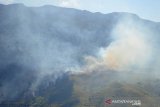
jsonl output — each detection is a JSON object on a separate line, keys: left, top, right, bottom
{"left": 79, "top": 18, "right": 152, "bottom": 73}
{"left": 103, "top": 34, "right": 150, "bottom": 70}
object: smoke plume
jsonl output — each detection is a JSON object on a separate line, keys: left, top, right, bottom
{"left": 77, "top": 14, "right": 159, "bottom": 76}
{"left": 0, "top": 4, "right": 160, "bottom": 101}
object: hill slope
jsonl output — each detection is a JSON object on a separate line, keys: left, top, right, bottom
{"left": 0, "top": 4, "right": 160, "bottom": 107}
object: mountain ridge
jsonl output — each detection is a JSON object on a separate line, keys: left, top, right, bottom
{"left": 0, "top": 3, "right": 160, "bottom": 107}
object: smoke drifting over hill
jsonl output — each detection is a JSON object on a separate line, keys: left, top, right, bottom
{"left": 0, "top": 4, "right": 160, "bottom": 103}
{"left": 79, "top": 15, "right": 156, "bottom": 74}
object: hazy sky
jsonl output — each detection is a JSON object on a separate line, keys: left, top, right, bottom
{"left": 0, "top": 0, "right": 159, "bottom": 22}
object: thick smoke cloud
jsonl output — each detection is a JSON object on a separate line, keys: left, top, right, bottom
{"left": 0, "top": 4, "right": 160, "bottom": 102}
{"left": 77, "top": 14, "right": 160, "bottom": 78}
{"left": 0, "top": 4, "right": 114, "bottom": 100}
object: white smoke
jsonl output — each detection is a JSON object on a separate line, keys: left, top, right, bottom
{"left": 0, "top": 0, "right": 14, "bottom": 4}
{"left": 77, "top": 16, "right": 155, "bottom": 73}
{"left": 58, "top": 0, "right": 80, "bottom": 8}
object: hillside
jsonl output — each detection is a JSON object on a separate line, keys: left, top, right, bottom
{"left": 0, "top": 3, "right": 160, "bottom": 107}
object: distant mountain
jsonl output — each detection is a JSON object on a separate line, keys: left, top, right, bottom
{"left": 0, "top": 4, "right": 160, "bottom": 107}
